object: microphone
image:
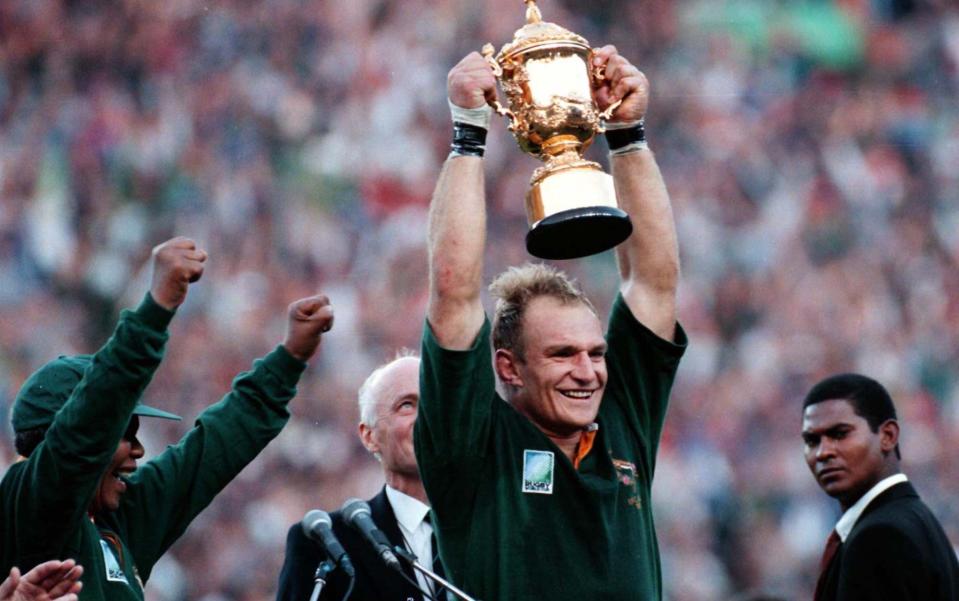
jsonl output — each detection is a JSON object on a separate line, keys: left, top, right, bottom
{"left": 341, "top": 498, "right": 402, "bottom": 570}
{"left": 301, "top": 510, "right": 355, "bottom": 577}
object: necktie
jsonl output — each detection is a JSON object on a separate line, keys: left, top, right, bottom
{"left": 424, "top": 512, "right": 445, "bottom": 577}
{"left": 813, "top": 530, "right": 841, "bottom": 601}
{"left": 423, "top": 511, "right": 447, "bottom": 601}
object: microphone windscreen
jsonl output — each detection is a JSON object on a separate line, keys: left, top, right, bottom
{"left": 341, "top": 498, "right": 371, "bottom": 523}
{"left": 301, "top": 509, "right": 332, "bottom": 538}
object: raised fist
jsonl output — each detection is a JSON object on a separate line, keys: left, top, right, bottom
{"left": 592, "top": 45, "right": 649, "bottom": 124}
{"left": 448, "top": 52, "right": 497, "bottom": 110}
{"left": 282, "top": 295, "right": 334, "bottom": 362}
{"left": 149, "top": 237, "right": 207, "bottom": 310}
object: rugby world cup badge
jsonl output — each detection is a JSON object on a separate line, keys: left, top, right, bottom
{"left": 522, "top": 449, "right": 554, "bottom": 494}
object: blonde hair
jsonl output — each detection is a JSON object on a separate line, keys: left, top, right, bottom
{"left": 489, "top": 263, "right": 595, "bottom": 358}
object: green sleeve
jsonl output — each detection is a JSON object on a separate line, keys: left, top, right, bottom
{"left": 14, "top": 294, "right": 173, "bottom": 567}
{"left": 414, "top": 318, "right": 495, "bottom": 502}
{"left": 604, "top": 294, "right": 686, "bottom": 475}
{"left": 119, "top": 345, "right": 306, "bottom": 580}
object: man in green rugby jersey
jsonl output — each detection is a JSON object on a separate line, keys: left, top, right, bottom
{"left": 415, "top": 47, "right": 686, "bottom": 601}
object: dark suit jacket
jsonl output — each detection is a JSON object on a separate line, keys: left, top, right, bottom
{"left": 818, "top": 481, "right": 959, "bottom": 601}
{"left": 276, "top": 488, "right": 426, "bottom": 601}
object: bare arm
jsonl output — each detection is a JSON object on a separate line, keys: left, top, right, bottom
{"left": 594, "top": 46, "right": 679, "bottom": 340}
{"left": 427, "top": 53, "right": 497, "bottom": 349}
{"left": 611, "top": 150, "right": 678, "bottom": 340}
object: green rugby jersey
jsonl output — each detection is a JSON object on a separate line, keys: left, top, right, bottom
{"left": 415, "top": 294, "right": 686, "bottom": 601}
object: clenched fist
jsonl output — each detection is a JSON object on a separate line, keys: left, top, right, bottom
{"left": 448, "top": 52, "right": 498, "bottom": 109}
{"left": 282, "top": 295, "right": 334, "bottom": 362}
{"left": 149, "top": 237, "right": 207, "bottom": 310}
{"left": 592, "top": 46, "right": 649, "bottom": 124}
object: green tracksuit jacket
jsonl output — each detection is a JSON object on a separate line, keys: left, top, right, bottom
{"left": 1, "top": 294, "right": 306, "bottom": 600}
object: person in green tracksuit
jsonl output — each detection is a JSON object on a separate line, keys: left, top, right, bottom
{"left": 1, "top": 237, "right": 335, "bottom": 601}
{"left": 415, "top": 48, "right": 686, "bottom": 601}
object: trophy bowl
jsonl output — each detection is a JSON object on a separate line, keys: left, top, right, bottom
{"left": 483, "top": 0, "right": 633, "bottom": 260}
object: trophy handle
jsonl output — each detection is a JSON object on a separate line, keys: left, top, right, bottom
{"left": 598, "top": 98, "right": 623, "bottom": 123}
{"left": 490, "top": 98, "right": 519, "bottom": 132}
{"left": 590, "top": 47, "right": 612, "bottom": 83}
{"left": 590, "top": 47, "right": 624, "bottom": 125}
{"left": 481, "top": 43, "right": 519, "bottom": 132}
{"left": 482, "top": 43, "right": 504, "bottom": 77}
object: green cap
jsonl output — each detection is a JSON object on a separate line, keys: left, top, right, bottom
{"left": 11, "top": 355, "right": 180, "bottom": 433}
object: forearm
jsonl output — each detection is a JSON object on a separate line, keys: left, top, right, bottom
{"left": 611, "top": 148, "right": 679, "bottom": 339}
{"left": 427, "top": 155, "right": 487, "bottom": 349}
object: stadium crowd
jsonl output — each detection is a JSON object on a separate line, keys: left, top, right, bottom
{"left": 2, "top": 0, "right": 959, "bottom": 599}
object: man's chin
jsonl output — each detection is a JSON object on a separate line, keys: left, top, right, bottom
{"left": 564, "top": 403, "right": 602, "bottom": 427}
{"left": 552, "top": 410, "right": 600, "bottom": 434}
{"left": 94, "top": 488, "right": 126, "bottom": 514}
{"left": 820, "top": 480, "right": 851, "bottom": 500}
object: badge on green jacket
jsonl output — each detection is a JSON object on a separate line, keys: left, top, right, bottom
{"left": 99, "top": 539, "right": 129, "bottom": 585}
{"left": 522, "top": 450, "right": 554, "bottom": 494}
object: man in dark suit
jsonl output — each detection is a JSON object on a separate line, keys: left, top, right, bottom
{"left": 277, "top": 354, "right": 442, "bottom": 601}
{"left": 802, "top": 373, "right": 959, "bottom": 601}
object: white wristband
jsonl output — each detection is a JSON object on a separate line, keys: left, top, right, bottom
{"left": 449, "top": 100, "right": 492, "bottom": 129}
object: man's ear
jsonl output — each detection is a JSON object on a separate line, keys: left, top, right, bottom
{"left": 879, "top": 419, "right": 900, "bottom": 454}
{"left": 494, "top": 349, "right": 524, "bottom": 388}
{"left": 359, "top": 422, "right": 378, "bottom": 455}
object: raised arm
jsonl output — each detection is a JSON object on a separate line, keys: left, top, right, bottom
{"left": 120, "top": 294, "right": 333, "bottom": 575}
{"left": 13, "top": 237, "right": 205, "bottom": 568}
{"left": 427, "top": 52, "right": 497, "bottom": 350}
{"left": 594, "top": 46, "right": 679, "bottom": 341}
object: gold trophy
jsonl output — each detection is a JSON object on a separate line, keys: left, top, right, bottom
{"left": 483, "top": 0, "right": 633, "bottom": 260}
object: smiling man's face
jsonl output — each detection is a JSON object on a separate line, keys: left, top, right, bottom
{"left": 506, "top": 296, "right": 608, "bottom": 438}
{"left": 802, "top": 399, "right": 893, "bottom": 510}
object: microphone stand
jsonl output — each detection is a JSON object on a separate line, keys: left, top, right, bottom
{"left": 392, "top": 546, "right": 480, "bottom": 601}
{"left": 309, "top": 560, "right": 336, "bottom": 601}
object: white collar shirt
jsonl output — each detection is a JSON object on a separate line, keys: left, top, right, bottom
{"left": 385, "top": 486, "right": 434, "bottom": 596}
{"left": 834, "top": 473, "right": 908, "bottom": 542}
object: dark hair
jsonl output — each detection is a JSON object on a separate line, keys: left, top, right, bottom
{"left": 803, "top": 373, "right": 900, "bottom": 459}
{"left": 14, "top": 427, "right": 47, "bottom": 458}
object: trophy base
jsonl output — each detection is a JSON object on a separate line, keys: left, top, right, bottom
{"left": 525, "top": 160, "right": 632, "bottom": 259}
{"left": 526, "top": 206, "right": 633, "bottom": 260}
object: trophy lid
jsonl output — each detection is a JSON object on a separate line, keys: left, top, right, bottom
{"left": 496, "top": 0, "right": 590, "bottom": 63}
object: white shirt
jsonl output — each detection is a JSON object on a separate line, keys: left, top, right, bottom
{"left": 834, "top": 473, "right": 908, "bottom": 542}
{"left": 385, "top": 486, "right": 435, "bottom": 596}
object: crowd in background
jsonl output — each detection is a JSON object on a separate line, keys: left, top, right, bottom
{"left": 2, "top": 0, "right": 959, "bottom": 599}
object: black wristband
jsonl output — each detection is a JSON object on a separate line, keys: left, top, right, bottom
{"left": 450, "top": 121, "right": 488, "bottom": 157}
{"left": 605, "top": 120, "right": 646, "bottom": 152}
